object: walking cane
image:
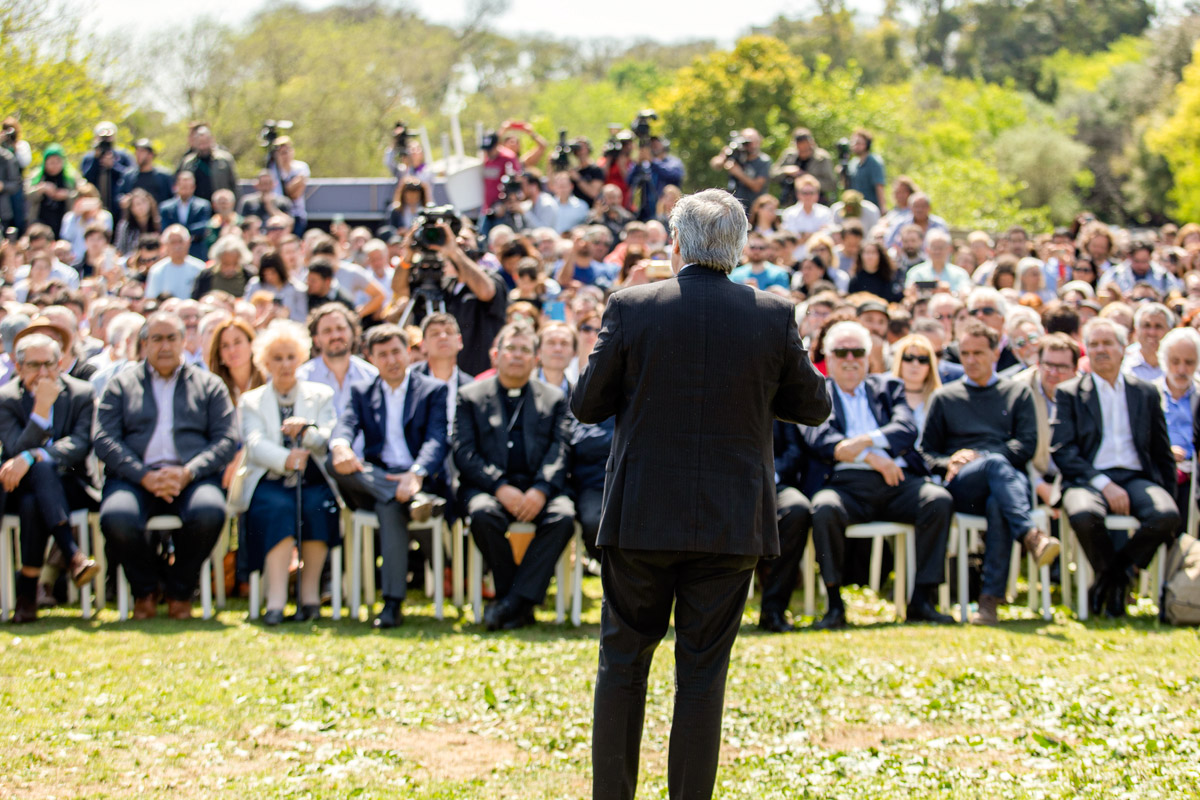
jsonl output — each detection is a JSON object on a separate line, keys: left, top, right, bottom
{"left": 287, "top": 434, "right": 304, "bottom": 618}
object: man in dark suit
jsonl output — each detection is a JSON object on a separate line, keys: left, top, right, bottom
{"left": 95, "top": 311, "right": 238, "bottom": 620}
{"left": 328, "top": 324, "right": 449, "bottom": 629}
{"left": 158, "top": 171, "right": 213, "bottom": 260}
{"left": 573, "top": 189, "right": 830, "bottom": 800}
{"left": 758, "top": 420, "right": 813, "bottom": 633}
{"left": 453, "top": 321, "right": 575, "bottom": 631}
{"left": 0, "top": 333, "right": 98, "bottom": 622}
{"left": 1052, "top": 317, "right": 1180, "bottom": 617}
{"left": 804, "top": 321, "right": 954, "bottom": 630}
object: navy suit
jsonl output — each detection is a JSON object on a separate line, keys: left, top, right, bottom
{"left": 159, "top": 196, "right": 213, "bottom": 260}
{"left": 327, "top": 372, "right": 448, "bottom": 601}
{"left": 804, "top": 375, "right": 952, "bottom": 592}
{"left": 757, "top": 422, "right": 812, "bottom": 622}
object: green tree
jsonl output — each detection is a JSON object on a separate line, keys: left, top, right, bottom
{"left": 1146, "top": 39, "right": 1200, "bottom": 221}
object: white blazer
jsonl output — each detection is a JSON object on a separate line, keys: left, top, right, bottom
{"left": 234, "top": 379, "right": 336, "bottom": 513}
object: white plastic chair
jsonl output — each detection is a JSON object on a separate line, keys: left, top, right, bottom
{"left": 347, "top": 508, "right": 445, "bottom": 621}
{"left": 467, "top": 520, "right": 584, "bottom": 627}
{"left": 0, "top": 509, "right": 96, "bottom": 621}
{"left": 800, "top": 521, "right": 911, "bottom": 621}
{"left": 116, "top": 515, "right": 228, "bottom": 621}
{"left": 246, "top": 514, "right": 344, "bottom": 622}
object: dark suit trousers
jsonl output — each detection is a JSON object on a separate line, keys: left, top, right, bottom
{"left": 593, "top": 546, "right": 757, "bottom": 800}
{"left": 12, "top": 461, "right": 91, "bottom": 568}
{"left": 331, "top": 463, "right": 413, "bottom": 601}
{"left": 577, "top": 486, "right": 604, "bottom": 563}
{"left": 468, "top": 492, "right": 575, "bottom": 604}
{"left": 99, "top": 477, "right": 225, "bottom": 601}
{"left": 758, "top": 486, "right": 811, "bottom": 615}
{"left": 1063, "top": 468, "right": 1180, "bottom": 578}
{"left": 811, "top": 470, "right": 952, "bottom": 588}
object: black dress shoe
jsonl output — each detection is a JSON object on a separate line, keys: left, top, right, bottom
{"left": 373, "top": 599, "right": 404, "bottom": 629}
{"left": 263, "top": 609, "right": 285, "bottom": 626}
{"left": 501, "top": 604, "right": 536, "bottom": 630}
{"left": 483, "top": 599, "right": 506, "bottom": 631}
{"left": 291, "top": 604, "right": 320, "bottom": 622}
{"left": 812, "top": 607, "right": 847, "bottom": 631}
{"left": 1088, "top": 577, "right": 1109, "bottom": 617}
{"left": 906, "top": 596, "right": 955, "bottom": 625}
{"left": 758, "top": 609, "right": 794, "bottom": 633}
{"left": 1105, "top": 579, "right": 1128, "bottom": 618}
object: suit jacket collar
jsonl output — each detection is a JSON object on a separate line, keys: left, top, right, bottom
{"left": 676, "top": 264, "right": 728, "bottom": 281}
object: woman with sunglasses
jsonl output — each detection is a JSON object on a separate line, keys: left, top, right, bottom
{"left": 1005, "top": 308, "right": 1045, "bottom": 373}
{"left": 891, "top": 334, "right": 941, "bottom": 437}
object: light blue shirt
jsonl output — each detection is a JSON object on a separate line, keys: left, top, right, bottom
{"left": 551, "top": 195, "right": 590, "bottom": 234}
{"left": 1155, "top": 377, "right": 1195, "bottom": 459}
{"left": 146, "top": 256, "right": 205, "bottom": 299}
{"left": 904, "top": 260, "right": 974, "bottom": 295}
{"left": 298, "top": 356, "right": 379, "bottom": 458}
{"left": 833, "top": 381, "right": 904, "bottom": 468}
{"left": 729, "top": 262, "right": 791, "bottom": 291}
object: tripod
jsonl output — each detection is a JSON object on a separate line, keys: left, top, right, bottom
{"left": 396, "top": 288, "right": 446, "bottom": 328}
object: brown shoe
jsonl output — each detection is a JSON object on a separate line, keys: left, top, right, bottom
{"left": 133, "top": 595, "right": 157, "bottom": 620}
{"left": 69, "top": 552, "right": 100, "bottom": 588}
{"left": 167, "top": 599, "right": 192, "bottom": 621}
{"left": 1022, "top": 528, "right": 1062, "bottom": 569}
{"left": 971, "top": 594, "right": 1003, "bottom": 626}
{"left": 12, "top": 594, "right": 37, "bottom": 623}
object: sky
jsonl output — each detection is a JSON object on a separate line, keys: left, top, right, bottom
{"left": 87, "top": 0, "right": 886, "bottom": 46}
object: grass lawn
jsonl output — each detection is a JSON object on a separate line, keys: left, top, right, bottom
{"left": 2, "top": 581, "right": 1199, "bottom": 799}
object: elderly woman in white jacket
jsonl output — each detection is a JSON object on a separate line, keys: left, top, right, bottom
{"left": 237, "top": 320, "right": 340, "bottom": 625}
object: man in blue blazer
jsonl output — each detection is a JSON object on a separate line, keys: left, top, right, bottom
{"left": 158, "top": 171, "right": 213, "bottom": 261}
{"left": 803, "top": 321, "right": 954, "bottom": 629}
{"left": 328, "top": 324, "right": 449, "bottom": 628}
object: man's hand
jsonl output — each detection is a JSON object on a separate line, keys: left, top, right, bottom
{"left": 496, "top": 484, "right": 526, "bottom": 517}
{"left": 1034, "top": 480, "right": 1060, "bottom": 518}
{"left": 1101, "top": 481, "right": 1131, "bottom": 516}
{"left": 0, "top": 456, "right": 30, "bottom": 492}
{"left": 1172, "top": 445, "right": 1186, "bottom": 463}
{"left": 864, "top": 452, "right": 903, "bottom": 487}
{"left": 834, "top": 435, "right": 872, "bottom": 464}
{"left": 331, "top": 443, "right": 363, "bottom": 475}
{"left": 32, "top": 376, "right": 61, "bottom": 418}
{"left": 516, "top": 488, "right": 546, "bottom": 522}
{"left": 944, "top": 449, "right": 978, "bottom": 483}
{"left": 141, "top": 468, "right": 181, "bottom": 502}
{"left": 385, "top": 471, "right": 422, "bottom": 503}
{"left": 280, "top": 416, "right": 310, "bottom": 441}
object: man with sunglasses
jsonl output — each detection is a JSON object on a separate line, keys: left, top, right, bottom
{"left": 730, "top": 231, "right": 790, "bottom": 291}
{"left": 804, "top": 321, "right": 955, "bottom": 630}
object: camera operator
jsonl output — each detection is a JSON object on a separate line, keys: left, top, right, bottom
{"left": 566, "top": 137, "right": 605, "bottom": 206}
{"left": 2, "top": 117, "right": 31, "bottom": 235}
{"left": 0, "top": 132, "right": 19, "bottom": 234}
{"left": 626, "top": 135, "right": 684, "bottom": 223}
{"left": 384, "top": 123, "right": 434, "bottom": 200}
{"left": 177, "top": 124, "right": 239, "bottom": 203}
{"left": 708, "top": 127, "right": 771, "bottom": 211}
{"left": 267, "top": 136, "right": 309, "bottom": 234}
{"left": 81, "top": 121, "right": 130, "bottom": 214}
{"left": 481, "top": 122, "right": 547, "bottom": 211}
{"left": 480, "top": 176, "right": 529, "bottom": 238}
{"left": 772, "top": 128, "right": 837, "bottom": 207}
{"left": 844, "top": 129, "right": 888, "bottom": 213}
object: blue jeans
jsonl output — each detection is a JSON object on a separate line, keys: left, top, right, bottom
{"left": 946, "top": 453, "right": 1033, "bottom": 598}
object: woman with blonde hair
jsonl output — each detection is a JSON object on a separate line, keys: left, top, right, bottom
{"left": 891, "top": 333, "right": 942, "bottom": 437}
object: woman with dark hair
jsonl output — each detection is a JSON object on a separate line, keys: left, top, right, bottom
{"left": 114, "top": 188, "right": 161, "bottom": 255}
{"left": 1069, "top": 256, "right": 1099, "bottom": 291}
{"left": 388, "top": 178, "right": 428, "bottom": 230}
{"left": 242, "top": 248, "right": 306, "bottom": 321}
{"left": 793, "top": 253, "right": 832, "bottom": 299}
{"left": 207, "top": 317, "right": 266, "bottom": 407}
{"left": 848, "top": 241, "right": 902, "bottom": 302}
{"left": 617, "top": 245, "right": 648, "bottom": 286}
{"left": 989, "top": 254, "right": 1018, "bottom": 290}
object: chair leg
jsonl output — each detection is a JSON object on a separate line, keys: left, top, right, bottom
{"left": 201, "top": 558, "right": 213, "bottom": 620}
{"left": 1060, "top": 526, "right": 1071, "bottom": 611}
{"left": 894, "top": 533, "right": 907, "bottom": 622}
{"left": 248, "top": 571, "right": 261, "bottom": 620}
{"left": 350, "top": 515, "right": 363, "bottom": 622}
{"left": 555, "top": 548, "right": 567, "bottom": 624}
{"left": 571, "top": 528, "right": 583, "bottom": 627}
{"left": 361, "top": 520, "right": 376, "bottom": 618}
{"left": 469, "top": 536, "right": 483, "bottom": 624}
{"left": 1040, "top": 564, "right": 1052, "bottom": 620}
{"left": 74, "top": 514, "right": 93, "bottom": 619}
{"left": 331, "top": 545, "right": 343, "bottom": 621}
{"left": 91, "top": 514, "right": 107, "bottom": 612}
{"left": 118, "top": 567, "right": 131, "bottom": 621}
{"left": 1026, "top": 550, "right": 1038, "bottom": 612}
{"left": 452, "top": 521, "right": 465, "bottom": 608}
{"left": 957, "top": 524, "right": 970, "bottom": 624}
{"left": 432, "top": 519, "right": 445, "bottom": 621}
{"left": 802, "top": 538, "right": 815, "bottom": 617}
{"left": 0, "top": 526, "right": 13, "bottom": 622}
{"left": 868, "top": 538, "right": 883, "bottom": 595}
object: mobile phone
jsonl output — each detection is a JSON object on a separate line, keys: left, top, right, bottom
{"left": 915, "top": 280, "right": 938, "bottom": 291}
{"left": 544, "top": 300, "right": 566, "bottom": 322}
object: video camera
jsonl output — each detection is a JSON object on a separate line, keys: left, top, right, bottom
{"left": 836, "top": 138, "right": 851, "bottom": 166}
{"left": 409, "top": 204, "right": 463, "bottom": 298}
{"left": 551, "top": 129, "right": 571, "bottom": 171}
{"left": 0, "top": 126, "right": 16, "bottom": 147}
{"left": 723, "top": 131, "right": 751, "bottom": 167}
{"left": 393, "top": 121, "right": 410, "bottom": 153}
{"left": 258, "top": 119, "right": 294, "bottom": 166}
{"left": 631, "top": 109, "right": 658, "bottom": 147}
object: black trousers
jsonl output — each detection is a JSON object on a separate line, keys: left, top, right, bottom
{"left": 11, "top": 462, "right": 92, "bottom": 569}
{"left": 467, "top": 492, "right": 575, "bottom": 604}
{"left": 577, "top": 486, "right": 604, "bottom": 563}
{"left": 1063, "top": 468, "right": 1180, "bottom": 578}
{"left": 757, "top": 486, "right": 811, "bottom": 616}
{"left": 593, "top": 546, "right": 757, "bottom": 800}
{"left": 99, "top": 477, "right": 226, "bottom": 601}
{"left": 811, "top": 470, "right": 952, "bottom": 588}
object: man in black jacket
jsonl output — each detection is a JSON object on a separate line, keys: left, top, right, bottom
{"left": 804, "top": 321, "right": 954, "bottom": 630}
{"left": 0, "top": 334, "right": 98, "bottom": 622}
{"left": 453, "top": 321, "right": 574, "bottom": 631}
{"left": 573, "top": 189, "right": 829, "bottom": 800}
{"left": 760, "top": 421, "right": 813, "bottom": 633}
{"left": 1052, "top": 317, "right": 1180, "bottom": 617}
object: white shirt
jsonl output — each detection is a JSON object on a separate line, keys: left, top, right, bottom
{"left": 1091, "top": 372, "right": 1143, "bottom": 489}
{"left": 143, "top": 366, "right": 182, "bottom": 467}
{"left": 780, "top": 202, "right": 832, "bottom": 260}
{"left": 379, "top": 374, "right": 415, "bottom": 470}
{"left": 833, "top": 381, "right": 905, "bottom": 469}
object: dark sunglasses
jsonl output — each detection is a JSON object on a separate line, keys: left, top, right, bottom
{"left": 901, "top": 353, "right": 930, "bottom": 365}
{"left": 832, "top": 348, "right": 867, "bottom": 359}
{"left": 969, "top": 306, "right": 999, "bottom": 317}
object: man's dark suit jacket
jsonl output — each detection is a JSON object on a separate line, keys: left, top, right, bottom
{"left": 159, "top": 196, "right": 213, "bottom": 259}
{"left": 94, "top": 361, "right": 238, "bottom": 485}
{"left": 572, "top": 265, "right": 830, "bottom": 557}
{"left": 1051, "top": 372, "right": 1175, "bottom": 493}
{"left": 799, "top": 374, "right": 925, "bottom": 497}
{"left": 332, "top": 372, "right": 449, "bottom": 495}
{"left": 0, "top": 374, "right": 94, "bottom": 488}
{"left": 453, "top": 376, "right": 570, "bottom": 507}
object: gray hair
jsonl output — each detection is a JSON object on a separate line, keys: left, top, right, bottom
{"left": 362, "top": 238, "right": 387, "bottom": 255}
{"left": 1058, "top": 280, "right": 1095, "bottom": 299}
{"left": 822, "top": 321, "right": 873, "bottom": 355}
{"left": 668, "top": 189, "right": 747, "bottom": 273}
{"left": 252, "top": 319, "right": 312, "bottom": 374}
{"left": 0, "top": 314, "right": 30, "bottom": 353}
{"left": 208, "top": 233, "right": 251, "bottom": 266}
{"left": 1158, "top": 326, "right": 1200, "bottom": 368}
{"left": 1133, "top": 301, "right": 1175, "bottom": 330}
{"left": 1082, "top": 317, "right": 1128, "bottom": 348}
{"left": 1004, "top": 307, "right": 1043, "bottom": 339}
{"left": 140, "top": 310, "right": 186, "bottom": 341}
{"left": 967, "top": 286, "right": 1008, "bottom": 317}
{"left": 924, "top": 228, "right": 951, "bottom": 248}
{"left": 162, "top": 223, "right": 191, "bottom": 243}
{"left": 106, "top": 312, "right": 145, "bottom": 350}
{"left": 15, "top": 333, "right": 62, "bottom": 364}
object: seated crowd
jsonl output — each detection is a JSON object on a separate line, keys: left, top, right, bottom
{"left": 1, "top": 117, "right": 1198, "bottom": 632}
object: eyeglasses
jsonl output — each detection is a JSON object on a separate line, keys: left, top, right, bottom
{"left": 832, "top": 348, "right": 867, "bottom": 359}
{"left": 969, "top": 306, "right": 1000, "bottom": 317}
{"left": 900, "top": 353, "right": 930, "bottom": 365}
{"left": 579, "top": 324, "right": 599, "bottom": 334}
{"left": 1041, "top": 362, "right": 1075, "bottom": 373}
{"left": 1013, "top": 333, "right": 1041, "bottom": 349}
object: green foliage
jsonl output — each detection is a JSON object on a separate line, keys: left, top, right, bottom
{"left": 1147, "top": 40, "right": 1200, "bottom": 221}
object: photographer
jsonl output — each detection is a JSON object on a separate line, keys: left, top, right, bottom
{"left": 2, "top": 117, "right": 31, "bottom": 235}
{"left": 626, "top": 135, "right": 684, "bottom": 223}
{"left": 566, "top": 137, "right": 605, "bottom": 206}
{"left": 0, "top": 134, "right": 19, "bottom": 234}
{"left": 427, "top": 218, "right": 507, "bottom": 376}
{"left": 266, "top": 136, "right": 309, "bottom": 234}
{"left": 844, "top": 129, "right": 888, "bottom": 213}
{"left": 708, "top": 127, "right": 771, "bottom": 211}
{"left": 384, "top": 123, "right": 434, "bottom": 199}
{"left": 81, "top": 121, "right": 130, "bottom": 213}
{"left": 481, "top": 122, "right": 547, "bottom": 211}
{"left": 771, "top": 128, "right": 837, "bottom": 207}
